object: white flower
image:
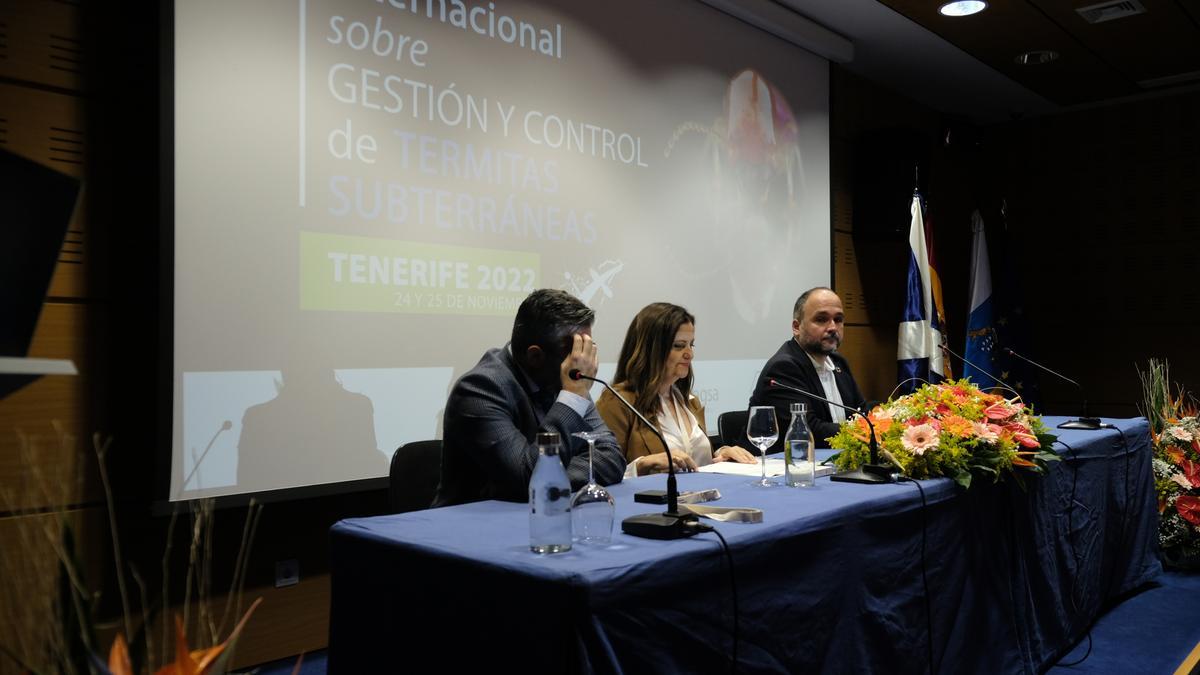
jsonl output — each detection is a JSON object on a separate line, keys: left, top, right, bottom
{"left": 1168, "top": 426, "right": 1195, "bottom": 442}
{"left": 1171, "top": 473, "right": 1193, "bottom": 490}
{"left": 1154, "top": 458, "right": 1175, "bottom": 478}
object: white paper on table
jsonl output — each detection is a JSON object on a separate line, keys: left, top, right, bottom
{"left": 698, "top": 458, "right": 786, "bottom": 476}
{"left": 697, "top": 459, "right": 835, "bottom": 478}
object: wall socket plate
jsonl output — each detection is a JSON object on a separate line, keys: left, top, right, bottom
{"left": 275, "top": 559, "right": 299, "bottom": 588}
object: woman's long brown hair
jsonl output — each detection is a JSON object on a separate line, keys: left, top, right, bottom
{"left": 612, "top": 302, "right": 695, "bottom": 417}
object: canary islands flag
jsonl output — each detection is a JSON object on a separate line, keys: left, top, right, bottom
{"left": 963, "top": 210, "right": 999, "bottom": 388}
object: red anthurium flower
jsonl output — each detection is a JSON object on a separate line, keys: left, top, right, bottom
{"left": 1176, "top": 495, "right": 1200, "bottom": 527}
{"left": 1013, "top": 431, "right": 1040, "bottom": 448}
{"left": 984, "top": 401, "right": 1013, "bottom": 420}
{"left": 1003, "top": 421, "right": 1031, "bottom": 435}
{"left": 1181, "top": 459, "right": 1200, "bottom": 488}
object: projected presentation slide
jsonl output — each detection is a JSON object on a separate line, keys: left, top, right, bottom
{"left": 172, "top": 0, "right": 830, "bottom": 499}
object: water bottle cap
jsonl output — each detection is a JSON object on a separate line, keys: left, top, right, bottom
{"left": 790, "top": 402, "right": 807, "bottom": 413}
{"left": 536, "top": 431, "right": 561, "bottom": 453}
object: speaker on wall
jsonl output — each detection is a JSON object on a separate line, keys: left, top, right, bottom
{"left": 0, "top": 148, "right": 82, "bottom": 357}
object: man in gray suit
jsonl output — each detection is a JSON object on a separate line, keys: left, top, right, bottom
{"left": 432, "top": 289, "right": 625, "bottom": 506}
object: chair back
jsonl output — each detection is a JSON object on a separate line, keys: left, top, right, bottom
{"left": 388, "top": 440, "right": 442, "bottom": 513}
{"left": 717, "top": 410, "right": 749, "bottom": 450}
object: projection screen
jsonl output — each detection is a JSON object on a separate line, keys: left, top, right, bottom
{"left": 172, "top": 0, "right": 831, "bottom": 499}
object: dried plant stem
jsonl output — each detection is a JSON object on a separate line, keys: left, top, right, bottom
{"left": 130, "top": 564, "right": 153, "bottom": 670}
{"left": 217, "top": 499, "right": 262, "bottom": 639}
{"left": 181, "top": 500, "right": 206, "bottom": 647}
{"left": 159, "top": 505, "right": 179, "bottom": 669}
{"left": 1, "top": 426, "right": 84, "bottom": 674}
{"left": 229, "top": 500, "right": 263, "bottom": 655}
{"left": 93, "top": 432, "right": 134, "bottom": 643}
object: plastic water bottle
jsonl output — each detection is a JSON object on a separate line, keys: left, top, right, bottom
{"left": 529, "top": 432, "right": 572, "bottom": 553}
{"left": 784, "top": 402, "right": 815, "bottom": 487}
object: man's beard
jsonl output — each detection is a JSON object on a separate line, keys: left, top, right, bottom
{"left": 800, "top": 334, "right": 840, "bottom": 355}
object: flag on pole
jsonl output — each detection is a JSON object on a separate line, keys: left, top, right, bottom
{"left": 924, "top": 208, "right": 952, "bottom": 380}
{"left": 897, "top": 193, "right": 945, "bottom": 393}
{"left": 963, "top": 210, "right": 998, "bottom": 388}
{"left": 988, "top": 202, "right": 1041, "bottom": 408}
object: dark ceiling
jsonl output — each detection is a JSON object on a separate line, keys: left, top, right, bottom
{"left": 876, "top": 0, "right": 1200, "bottom": 106}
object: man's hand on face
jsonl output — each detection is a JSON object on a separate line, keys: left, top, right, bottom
{"left": 559, "top": 333, "right": 599, "bottom": 398}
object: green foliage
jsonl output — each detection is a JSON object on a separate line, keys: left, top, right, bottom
{"left": 829, "top": 379, "right": 1059, "bottom": 487}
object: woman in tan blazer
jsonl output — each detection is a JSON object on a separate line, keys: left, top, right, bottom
{"left": 596, "top": 303, "right": 756, "bottom": 476}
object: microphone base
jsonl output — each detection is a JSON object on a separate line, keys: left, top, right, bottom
{"left": 830, "top": 463, "right": 897, "bottom": 484}
{"left": 1057, "top": 417, "right": 1103, "bottom": 430}
{"left": 621, "top": 511, "right": 703, "bottom": 540}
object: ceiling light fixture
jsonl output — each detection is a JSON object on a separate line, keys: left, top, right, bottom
{"left": 938, "top": 1, "right": 988, "bottom": 17}
{"left": 1014, "top": 50, "right": 1060, "bottom": 65}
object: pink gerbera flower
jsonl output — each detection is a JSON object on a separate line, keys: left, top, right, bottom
{"left": 902, "top": 424, "right": 939, "bottom": 456}
{"left": 972, "top": 422, "right": 1000, "bottom": 442}
{"left": 1168, "top": 426, "right": 1194, "bottom": 443}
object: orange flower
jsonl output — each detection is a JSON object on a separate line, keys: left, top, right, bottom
{"left": 107, "top": 597, "right": 263, "bottom": 675}
{"left": 109, "top": 634, "right": 132, "bottom": 675}
{"left": 942, "top": 415, "right": 973, "bottom": 437}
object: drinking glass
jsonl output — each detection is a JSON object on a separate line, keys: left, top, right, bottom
{"left": 746, "top": 406, "right": 779, "bottom": 487}
{"left": 570, "top": 431, "right": 615, "bottom": 544}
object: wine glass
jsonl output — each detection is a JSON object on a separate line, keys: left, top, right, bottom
{"left": 746, "top": 406, "right": 779, "bottom": 487}
{"left": 570, "top": 431, "right": 616, "bottom": 544}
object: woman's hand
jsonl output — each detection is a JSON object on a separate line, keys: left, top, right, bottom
{"left": 637, "top": 451, "right": 698, "bottom": 476}
{"left": 713, "top": 445, "right": 757, "bottom": 464}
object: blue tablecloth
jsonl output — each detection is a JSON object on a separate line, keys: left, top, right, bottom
{"left": 327, "top": 417, "right": 1159, "bottom": 674}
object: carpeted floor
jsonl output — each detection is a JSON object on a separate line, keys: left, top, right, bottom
{"left": 244, "top": 570, "right": 1200, "bottom": 675}
{"left": 1049, "top": 570, "right": 1200, "bottom": 674}
{"left": 238, "top": 651, "right": 327, "bottom": 675}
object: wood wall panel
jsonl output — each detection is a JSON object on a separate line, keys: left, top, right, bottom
{"left": 0, "top": 83, "right": 85, "bottom": 173}
{"left": 0, "top": 302, "right": 100, "bottom": 511}
{"left": 0, "top": 0, "right": 82, "bottom": 91}
{"left": 0, "top": 508, "right": 105, "bottom": 675}
{"left": 840, "top": 324, "right": 900, "bottom": 405}
{"left": 225, "top": 575, "right": 332, "bottom": 669}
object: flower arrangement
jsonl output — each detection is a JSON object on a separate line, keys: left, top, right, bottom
{"left": 828, "top": 379, "right": 1059, "bottom": 488}
{"left": 1140, "top": 359, "right": 1200, "bottom": 569}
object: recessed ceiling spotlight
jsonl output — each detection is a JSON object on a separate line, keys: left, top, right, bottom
{"left": 939, "top": 1, "right": 988, "bottom": 16}
{"left": 1014, "top": 50, "right": 1060, "bottom": 65}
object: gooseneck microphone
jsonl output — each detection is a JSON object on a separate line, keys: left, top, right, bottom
{"left": 941, "top": 344, "right": 1017, "bottom": 396}
{"left": 568, "top": 369, "right": 703, "bottom": 539}
{"left": 768, "top": 379, "right": 895, "bottom": 484}
{"left": 1000, "top": 347, "right": 1102, "bottom": 430}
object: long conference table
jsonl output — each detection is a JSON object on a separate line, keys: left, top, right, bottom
{"left": 327, "top": 417, "right": 1160, "bottom": 674}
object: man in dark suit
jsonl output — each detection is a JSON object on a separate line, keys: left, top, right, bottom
{"left": 747, "top": 287, "right": 866, "bottom": 450}
{"left": 432, "top": 289, "right": 625, "bottom": 506}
